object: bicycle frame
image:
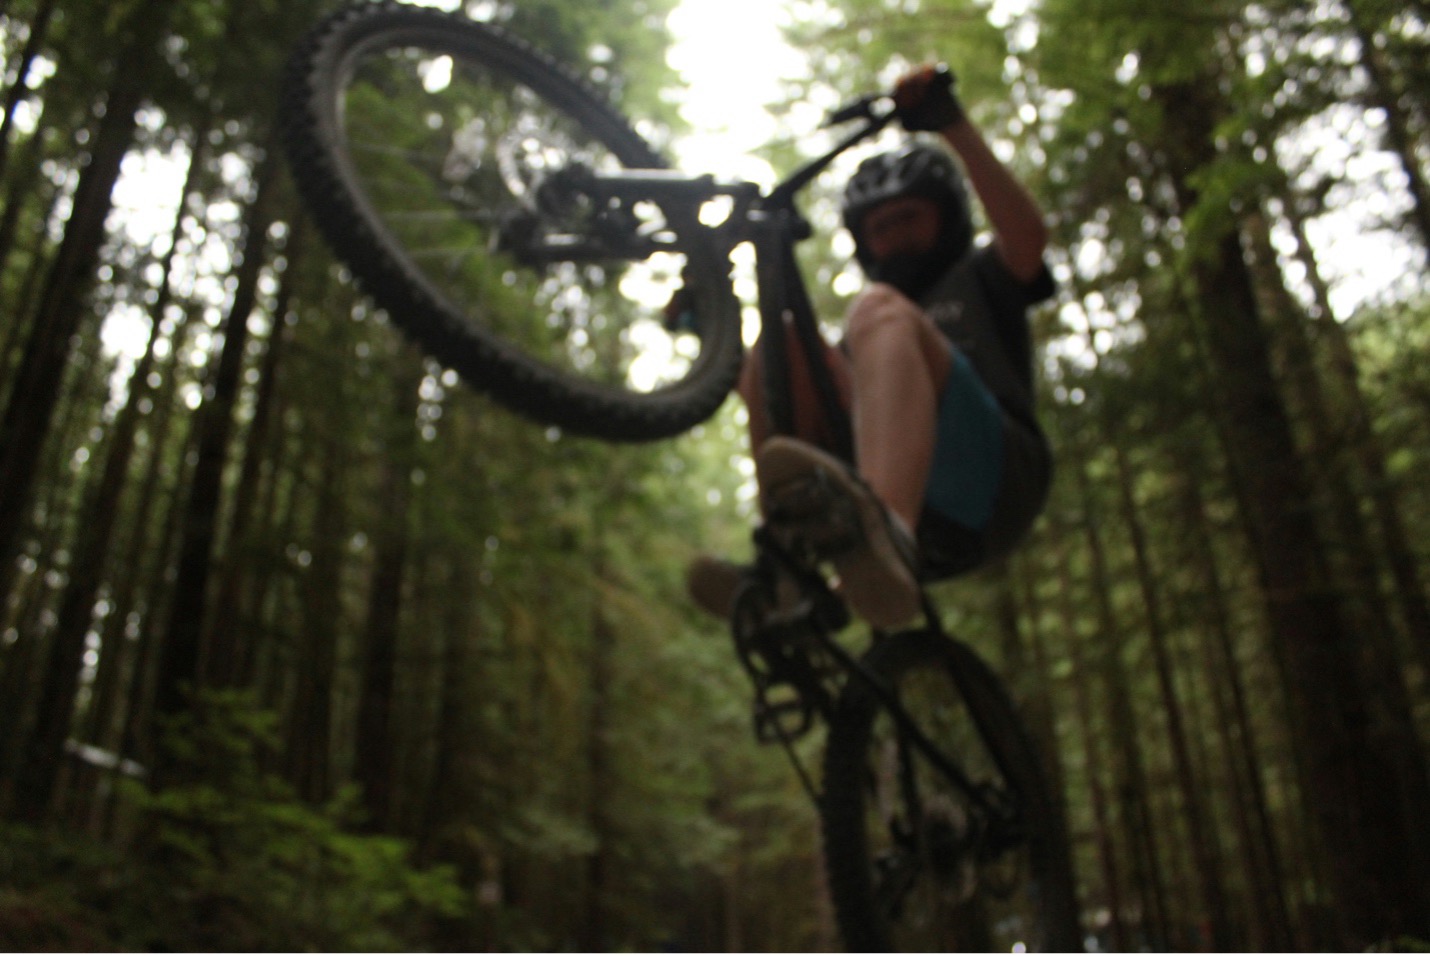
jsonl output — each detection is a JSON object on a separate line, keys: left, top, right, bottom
{"left": 734, "top": 523, "right": 1014, "bottom": 825}
{"left": 726, "top": 102, "right": 896, "bottom": 462}
{"left": 507, "top": 93, "right": 1012, "bottom": 817}
{"left": 510, "top": 98, "right": 898, "bottom": 460}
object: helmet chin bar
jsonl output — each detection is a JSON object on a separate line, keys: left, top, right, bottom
{"left": 863, "top": 222, "right": 971, "bottom": 300}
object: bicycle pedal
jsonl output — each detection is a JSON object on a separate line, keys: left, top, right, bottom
{"left": 737, "top": 613, "right": 816, "bottom": 676}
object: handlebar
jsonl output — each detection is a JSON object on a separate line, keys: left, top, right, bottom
{"left": 821, "top": 66, "right": 954, "bottom": 129}
{"left": 822, "top": 93, "right": 889, "bottom": 129}
{"left": 764, "top": 67, "right": 952, "bottom": 212}
{"left": 763, "top": 104, "right": 894, "bottom": 211}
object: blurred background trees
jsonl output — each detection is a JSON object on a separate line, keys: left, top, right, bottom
{"left": 0, "top": 0, "right": 1425, "bottom": 948}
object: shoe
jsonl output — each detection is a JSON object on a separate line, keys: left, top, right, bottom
{"left": 756, "top": 437, "right": 922, "bottom": 630}
{"left": 685, "top": 555, "right": 809, "bottom": 623}
{"left": 686, "top": 555, "right": 745, "bottom": 621}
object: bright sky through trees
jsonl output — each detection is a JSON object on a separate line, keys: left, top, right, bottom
{"left": 665, "top": 0, "right": 805, "bottom": 186}
{"left": 662, "top": 0, "right": 1418, "bottom": 317}
{"left": 92, "top": 0, "right": 1419, "bottom": 376}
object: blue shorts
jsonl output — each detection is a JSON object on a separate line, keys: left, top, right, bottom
{"left": 924, "top": 350, "right": 1003, "bottom": 531}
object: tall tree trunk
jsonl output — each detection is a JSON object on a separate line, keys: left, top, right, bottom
{"left": 284, "top": 438, "right": 345, "bottom": 806}
{"left": 1282, "top": 196, "right": 1430, "bottom": 685}
{"left": 1158, "top": 74, "right": 1430, "bottom": 946}
{"left": 1049, "top": 530, "right": 1128, "bottom": 953}
{"left": 1247, "top": 211, "right": 1399, "bottom": 648}
{"left": 0, "top": 0, "right": 58, "bottom": 184}
{"left": 581, "top": 555, "right": 616, "bottom": 951}
{"left": 234, "top": 415, "right": 296, "bottom": 691}
{"left": 1166, "top": 442, "right": 1295, "bottom": 950}
{"left": 354, "top": 351, "right": 423, "bottom": 831}
{"left": 4, "top": 125, "right": 204, "bottom": 825}
{"left": 0, "top": 328, "right": 109, "bottom": 818}
{"left": 203, "top": 220, "right": 302, "bottom": 685}
{"left": 1070, "top": 449, "right": 1172, "bottom": 949}
{"left": 421, "top": 551, "right": 490, "bottom": 951}
{"left": 101, "top": 307, "right": 203, "bottom": 780}
{"left": 1074, "top": 284, "right": 1234, "bottom": 946}
{"left": 0, "top": 0, "right": 174, "bottom": 607}
{"left": 151, "top": 150, "right": 280, "bottom": 730}
{"left": 994, "top": 559, "right": 1066, "bottom": 801}
{"left": 0, "top": 130, "right": 61, "bottom": 405}
{"left": 1246, "top": 213, "right": 1430, "bottom": 890}
{"left": 0, "top": 112, "right": 52, "bottom": 315}
{"left": 9, "top": 276, "right": 152, "bottom": 823}
{"left": 83, "top": 394, "right": 184, "bottom": 838}
{"left": 1108, "top": 436, "right": 1233, "bottom": 949}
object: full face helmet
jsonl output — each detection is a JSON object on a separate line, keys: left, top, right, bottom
{"left": 841, "top": 143, "right": 973, "bottom": 285}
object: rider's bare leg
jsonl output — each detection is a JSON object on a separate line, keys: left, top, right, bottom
{"left": 739, "top": 288, "right": 951, "bottom": 531}
{"left": 841, "top": 283, "right": 953, "bottom": 531}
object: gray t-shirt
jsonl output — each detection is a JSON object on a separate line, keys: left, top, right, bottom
{"left": 917, "top": 245, "right": 1056, "bottom": 570}
{"left": 919, "top": 244, "right": 1054, "bottom": 432}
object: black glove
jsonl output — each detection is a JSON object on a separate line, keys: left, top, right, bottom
{"left": 893, "top": 65, "right": 965, "bottom": 132}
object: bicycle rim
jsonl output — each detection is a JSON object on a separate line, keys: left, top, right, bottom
{"left": 821, "top": 631, "right": 1080, "bottom": 952}
{"left": 281, "top": 3, "right": 742, "bottom": 441}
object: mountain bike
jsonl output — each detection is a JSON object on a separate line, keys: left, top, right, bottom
{"left": 280, "top": 3, "right": 1082, "bottom": 949}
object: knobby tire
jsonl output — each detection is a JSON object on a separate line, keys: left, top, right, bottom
{"left": 821, "top": 630, "right": 1081, "bottom": 951}
{"left": 280, "top": 2, "right": 742, "bottom": 441}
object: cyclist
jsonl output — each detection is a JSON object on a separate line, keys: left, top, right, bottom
{"left": 690, "top": 65, "right": 1055, "bottom": 630}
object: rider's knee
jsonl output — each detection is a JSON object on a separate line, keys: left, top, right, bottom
{"left": 844, "top": 282, "right": 924, "bottom": 354}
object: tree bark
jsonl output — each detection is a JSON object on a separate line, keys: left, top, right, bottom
{"left": 1282, "top": 195, "right": 1430, "bottom": 686}
{"left": 0, "top": 0, "right": 58, "bottom": 184}
{"left": 151, "top": 149, "right": 281, "bottom": 729}
{"left": 580, "top": 552, "right": 617, "bottom": 952}
{"left": 0, "top": 0, "right": 175, "bottom": 607}
{"left": 284, "top": 436, "right": 345, "bottom": 805}
{"left": 1069, "top": 450, "right": 1172, "bottom": 949}
{"left": 204, "top": 219, "right": 302, "bottom": 685}
{"left": 5, "top": 138, "right": 202, "bottom": 824}
{"left": 1049, "top": 531, "right": 1128, "bottom": 953}
{"left": 1108, "top": 436, "right": 1233, "bottom": 949}
{"left": 1166, "top": 442, "right": 1295, "bottom": 950}
{"left": 1158, "top": 74, "right": 1430, "bottom": 946}
{"left": 354, "top": 351, "right": 423, "bottom": 831}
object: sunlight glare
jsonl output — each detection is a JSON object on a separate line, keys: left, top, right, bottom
{"left": 666, "top": 0, "right": 804, "bottom": 187}
{"left": 419, "top": 55, "right": 453, "bottom": 93}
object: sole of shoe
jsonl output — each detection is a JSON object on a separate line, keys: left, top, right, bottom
{"left": 757, "top": 438, "right": 920, "bottom": 630}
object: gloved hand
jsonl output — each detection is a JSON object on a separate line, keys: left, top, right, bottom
{"left": 893, "top": 65, "right": 965, "bottom": 132}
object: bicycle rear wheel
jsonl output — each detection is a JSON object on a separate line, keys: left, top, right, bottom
{"left": 821, "top": 631, "right": 1081, "bottom": 952}
{"left": 281, "top": 3, "right": 742, "bottom": 441}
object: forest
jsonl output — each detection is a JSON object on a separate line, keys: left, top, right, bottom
{"left": 0, "top": 0, "right": 1427, "bottom": 950}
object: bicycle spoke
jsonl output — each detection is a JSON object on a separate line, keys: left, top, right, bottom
{"left": 329, "top": 32, "right": 702, "bottom": 392}
{"left": 283, "top": 3, "right": 741, "bottom": 440}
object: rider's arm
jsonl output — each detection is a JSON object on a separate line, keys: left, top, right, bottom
{"left": 893, "top": 66, "right": 1049, "bottom": 283}
{"left": 938, "top": 119, "right": 1049, "bottom": 284}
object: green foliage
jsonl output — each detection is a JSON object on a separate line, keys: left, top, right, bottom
{"left": 4, "top": 0, "right": 1429, "bottom": 948}
{"left": 0, "top": 691, "right": 465, "bottom": 951}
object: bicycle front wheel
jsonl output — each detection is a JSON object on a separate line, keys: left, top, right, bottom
{"left": 281, "top": 3, "right": 742, "bottom": 441}
{"left": 821, "top": 631, "right": 1081, "bottom": 952}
